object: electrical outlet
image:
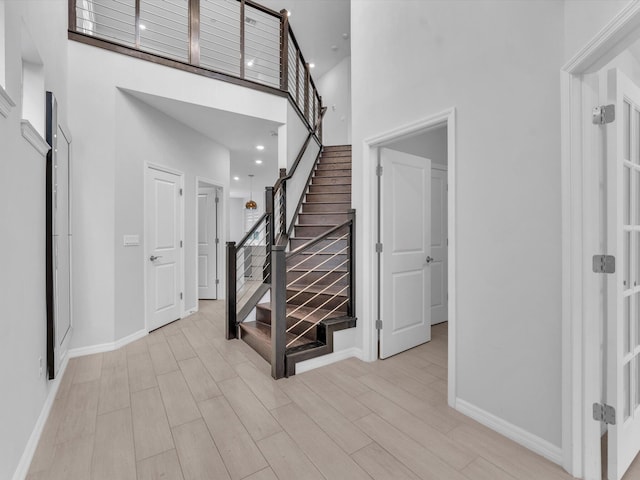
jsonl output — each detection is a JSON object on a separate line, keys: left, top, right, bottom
{"left": 39, "top": 357, "right": 43, "bottom": 378}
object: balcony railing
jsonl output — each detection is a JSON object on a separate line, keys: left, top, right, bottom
{"left": 68, "top": 0, "right": 322, "bottom": 129}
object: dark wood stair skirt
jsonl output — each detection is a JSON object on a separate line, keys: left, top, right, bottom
{"left": 238, "top": 315, "right": 357, "bottom": 377}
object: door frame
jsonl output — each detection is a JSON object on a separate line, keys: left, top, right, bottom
{"left": 362, "top": 108, "right": 457, "bottom": 407}
{"left": 431, "top": 163, "right": 448, "bottom": 326}
{"left": 195, "top": 176, "right": 225, "bottom": 304}
{"left": 562, "top": 2, "right": 640, "bottom": 478}
{"left": 144, "top": 162, "right": 186, "bottom": 333}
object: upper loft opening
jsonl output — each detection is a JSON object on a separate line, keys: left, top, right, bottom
{"left": 69, "top": 0, "right": 325, "bottom": 132}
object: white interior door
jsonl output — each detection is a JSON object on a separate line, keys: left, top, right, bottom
{"left": 198, "top": 186, "right": 218, "bottom": 300}
{"left": 606, "top": 68, "right": 640, "bottom": 480}
{"left": 53, "top": 125, "right": 71, "bottom": 374}
{"left": 431, "top": 166, "right": 448, "bottom": 325}
{"left": 146, "top": 166, "right": 183, "bottom": 331}
{"left": 379, "top": 148, "right": 431, "bottom": 359}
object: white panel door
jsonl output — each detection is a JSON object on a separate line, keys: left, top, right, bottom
{"left": 380, "top": 148, "right": 431, "bottom": 359}
{"left": 198, "top": 187, "right": 218, "bottom": 299}
{"left": 146, "top": 166, "right": 183, "bottom": 331}
{"left": 431, "top": 166, "right": 448, "bottom": 325}
{"left": 606, "top": 68, "right": 640, "bottom": 480}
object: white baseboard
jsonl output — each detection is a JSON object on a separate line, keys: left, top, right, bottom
{"left": 295, "top": 347, "right": 364, "bottom": 374}
{"left": 456, "top": 398, "right": 563, "bottom": 466}
{"left": 12, "top": 356, "right": 70, "bottom": 480}
{"left": 68, "top": 329, "right": 147, "bottom": 358}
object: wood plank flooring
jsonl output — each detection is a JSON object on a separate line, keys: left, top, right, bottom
{"left": 25, "top": 300, "right": 635, "bottom": 479}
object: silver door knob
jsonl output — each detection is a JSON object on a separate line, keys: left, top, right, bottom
{"left": 426, "top": 256, "right": 434, "bottom": 264}
{"left": 149, "top": 255, "right": 162, "bottom": 261}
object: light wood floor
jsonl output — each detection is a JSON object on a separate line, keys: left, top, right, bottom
{"left": 26, "top": 300, "right": 638, "bottom": 479}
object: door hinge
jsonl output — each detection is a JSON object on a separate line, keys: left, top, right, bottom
{"left": 376, "top": 165, "right": 383, "bottom": 176}
{"left": 180, "top": 292, "right": 183, "bottom": 300}
{"left": 375, "top": 242, "right": 383, "bottom": 253}
{"left": 592, "top": 255, "right": 615, "bottom": 274}
{"left": 179, "top": 188, "right": 183, "bottom": 196}
{"left": 593, "top": 403, "right": 616, "bottom": 425}
{"left": 376, "top": 319, "right": 383, "bottom": 330}
{"left": 180, "top": 240, "right": 183, "bottom": 248}
{"left": 215, "top": 238, "right": 219, "bottom": 245}
{"left": 216, "top": 279, "right": 220, "bottom": 285}
{"left": 592, "top": 105, "right": 615, "bottom": 125}
{"left": 215, "top": 196, "right": 219, "bottom": 204}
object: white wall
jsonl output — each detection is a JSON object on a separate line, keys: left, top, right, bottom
{"left": 68, "top": 40, "right": 287, "bottom": 349}
{"left": 0, "top": 2, "right": 68, "bottom": 479}
{"left": 317, "top": 55, "right": 351, "bottom": 146}
{"left": 563, "top": 0, "right": 632, "bottom": 62}
{"left": 351, "top": 0, "right": 564, "bottom": 449}
{"left": 114, "top": 92, "right": 230, "bottom": 338}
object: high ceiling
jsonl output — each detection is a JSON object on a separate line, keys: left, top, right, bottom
{"left": 259, "top": 0, "right": 351, "bottom": 79}
{"left": 124, "top": 89, "right": 282, "bottom": 199}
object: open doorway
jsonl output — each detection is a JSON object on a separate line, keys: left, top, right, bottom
{"left": 197, "top": 179, "right": 221, "bottom": 301}
{"left": 363, "top": 108, "right": 456, "bottom": 404}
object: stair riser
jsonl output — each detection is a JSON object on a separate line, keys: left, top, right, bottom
{"left": 323, "top": 146, "right": 352, "bottom": 152}
{"left": 316, "top": 163, "right": 352, "bottom": 171}
{"left": 256, "top": 307, "right": 318, "bottom": 341}
{"left": 239, "top": 327, "right": 271, "bottom": 363}
{"left": 321, "top": 151, "right": 352, "bottom": 158}
{"left": 308, "top": 185, "right": 351, "bottom": 194}
{"left": 287, "top": 290, "right": 349, "bottom": 312}
{"left": 302, "top": 203, "right": 351, "bottom": 213}
{"left": 312, "top": 177, "right": 351, "bottom": 186}
{"left": 288, "top": 253, "right": 348, "bottom": 270}
{"left": 305, "top": 193, "right": 351, "bottom": 203}
{"left": 287, "top": 270, "right": 348, "bottom": 286}
{"left": 294, "top": 224, "right": 349, "bottom": 237}
{"left": 297, "top": 213, "right": 350, "bottom": 225}
{"left": 314, "top": 169, "right": 352, "bottom": 178}
{"left": 289, "top": 238, "right": 348, "bottom": 252}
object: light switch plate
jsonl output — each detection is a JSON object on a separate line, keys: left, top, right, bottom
{"left": 123, "top": 234, "right": 140, "bottom": 246}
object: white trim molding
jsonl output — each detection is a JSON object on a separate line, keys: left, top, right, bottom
{"left": 11, "top": 356, "right": 70, "bottom": 480}
{"left": 0, "top": 84, "right": 15, "bottom": 118}
{"left": 456, "top": 398, "right": 563, "bottom": 466}
{"left": 295, "top": 347, "right": 364, "bottom": 375}
{"left": 20, "top": 120, "right": 49, "bottom": 156}
{"left": 561, "top": 1, "right": 640, "bottom": 478}
{"left": 68, "top": 329, "right": 147, "bottom": 358}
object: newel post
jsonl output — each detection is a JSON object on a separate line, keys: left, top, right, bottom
{"left": 348, "top": 209, "right": 356, "bottom": 317}
{"left": 280, "top": 9, "right": 289, "bottom": 92}
{"left": 226, "top": 241, "right": 237, "bottom": 339}
{"left": 270, "top": 243, "right": 286, "bottom": 379}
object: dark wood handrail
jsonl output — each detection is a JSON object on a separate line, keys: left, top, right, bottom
{"left": 286, "top": 148, "right": 322, "bottom": 239}
{"left": 273, "top": 105, "right": 327, "bottom": 192}
{"left": 244, "top": 0, "right": 281, "bottom": 18}
{"left": 236, "top": 212, "right": 268, "bottom": 248}
{"left": 286, "top": 219, "right": 353, "bottom": 259}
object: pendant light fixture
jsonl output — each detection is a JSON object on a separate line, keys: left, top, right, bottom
{"left": 245, "top": 174, "right": 257, "bottom": 209}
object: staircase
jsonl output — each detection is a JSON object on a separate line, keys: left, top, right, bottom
{"left": 239, "top": 145, "right": 356, "bottom": 375}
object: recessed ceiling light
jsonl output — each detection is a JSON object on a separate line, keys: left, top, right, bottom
{"left": 233, "top": 176, "right": 240, "bottom": 181}
{"left": 309, "top": 63, "right": 315, "bottom": 69}
{"left": 255, "top": 160, "right": 263, "bottom": 164}
{"left": 256, "top": 145, "right": 265, "bottom": 150}
{"left": 343, "top": 33, "right": 349, "bottom": 40}
{"left": 139, "top": 24, "right": 147, "bottom": 30}
{"left": 331, "top": 45, "right": 338, "bottom": 51}
{"left": 247, "top": 60, "right": 254, "bottom": 67}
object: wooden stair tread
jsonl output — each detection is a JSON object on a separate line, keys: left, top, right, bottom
{"left": 239, "top": 321, "right": 309, "bottom": 349}
{"left": 287, "top": 284, "right": 348, "bottom": 297}
{"left": 257, "top": 302, "right": 346, "bottom": 322}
